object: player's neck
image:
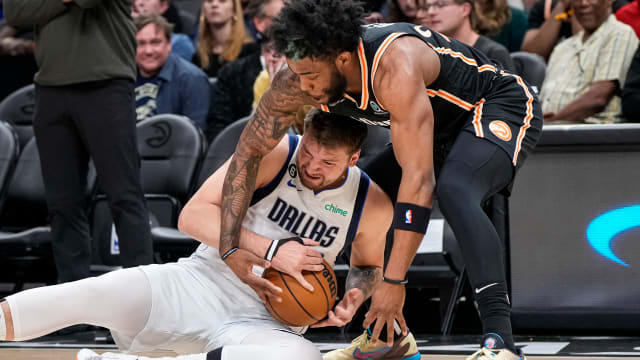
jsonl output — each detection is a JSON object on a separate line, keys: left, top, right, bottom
{"left": 343, "top": 50, "right": 363, "bottom": 94}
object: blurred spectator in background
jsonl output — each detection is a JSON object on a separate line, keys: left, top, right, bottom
{"left": 206, "top": 0, "right": 283, "bottom": 143}
{"left": 133, "top": 0, "right": 184, "bottom": 33}
{"left": 135, "top": 14, "right": 209, "bottom": 130}
{"left": 5, "top": 0, "right": 153, "bottom": 282}
{"left": 615, "top": 0, "right": 640, "bottom": 39}
{"left": 521, "top": 0, "right": 581, "bottom": 60}
{"left": 540, "top": 0, "right": 637, "bottom": 123}
{"left": 483, "top": 0, "right": 529, "bottom": 52}
{"left": 0, "top": 23, "right": 37, "bottom": 100}
{"left": 133, "top": 0, "right": 196, "bottom": 60}
{"left": 622, "top": 47, "right": 640, "bottom": 121}
{"left": 385, "top": 0, "right": 419, "bottom": 22}
{"left": 416, "top": 0, "right": 516, "bottom": 71}
{"left": 192, "top": 0, "right": 258, "bottom": 77}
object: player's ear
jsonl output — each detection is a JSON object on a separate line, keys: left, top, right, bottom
{"left": 335, "top": 51, "right": 353, "bottom": 69}
{"left": 348, "top": 149, "right": 361, "bottom": 167}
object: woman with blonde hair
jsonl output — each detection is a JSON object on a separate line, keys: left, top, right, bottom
{"left": 192, "top": 0, "right": 258, "bottom": 77}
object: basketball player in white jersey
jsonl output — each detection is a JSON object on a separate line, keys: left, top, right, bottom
{"left": 0, "top": 109, "right": 419, "bottom": 360}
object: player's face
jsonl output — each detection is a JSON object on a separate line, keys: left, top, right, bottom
{"left": 296, "top": 135, "right": 359, "bottom": 192}
{"left": 287, "top": 57, "right": 348, "bottom": 105}
{"left": 136, "top": 24, "right": 172, "bottom": 78}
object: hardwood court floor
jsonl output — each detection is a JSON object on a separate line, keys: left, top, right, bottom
{"left": 0, "top": 349, "right": 635, "bottom": 360}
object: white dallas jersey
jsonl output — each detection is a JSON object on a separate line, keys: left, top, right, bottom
{"left": 242, "top": 134, "right": 370, "bottom": 267}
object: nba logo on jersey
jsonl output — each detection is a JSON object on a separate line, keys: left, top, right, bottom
{"left": 405, "top": 210, "right": 413, "bottom": 224}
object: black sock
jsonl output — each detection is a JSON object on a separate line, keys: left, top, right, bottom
{"left": 475, "top": 283, "right": 517, "bottom": 353}
{"left": 207, "top": 347, "right": 223, "bottom": 360}
{"left": 368, "top": 319, "right": 404, "bottom": 342}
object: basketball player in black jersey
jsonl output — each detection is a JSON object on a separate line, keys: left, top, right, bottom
{"left": 217, "top": 1, "right": 542, "bottom": 359}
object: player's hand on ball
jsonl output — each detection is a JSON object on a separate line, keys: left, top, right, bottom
{"left": 364, "top": 282, "right": 408, "bottom": 346}
{"left": 311, "top": 288, "right": 364, "bottom": 328}
{"left": 271, "top": 238, "right": 324, "bottom": 292}
{"left": 224, "top": 248, "right": 283, "bottom": 303}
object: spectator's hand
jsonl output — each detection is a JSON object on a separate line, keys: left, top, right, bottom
{"left": 0, "top": 38, "right": 34, "bottom": 56}
{"left": 311, "top": 288, "right": 364, "bottom": 328}
{"left": 271, "top": 238, "right": 324, "bottom": 291}
{"left": 223, "top": 248, "right": 283, "bottom": 303}
{"left": 364, "top": 12, "right": 385, "bottom": 24}
{"left": 363, "top": 281, "right": 408, "bottom": 346}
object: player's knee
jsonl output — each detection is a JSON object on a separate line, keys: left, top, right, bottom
{"left": 435, "top": 174, "right": 471, "bottom": 211}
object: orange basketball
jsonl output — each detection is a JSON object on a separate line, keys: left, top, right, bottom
{"left": 263, "top": 259, "right": 337, "bottom": 326}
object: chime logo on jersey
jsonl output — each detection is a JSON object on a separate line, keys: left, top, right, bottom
{"left": 268, "top": 197, "right": 339, "bottom": 246}
{"left": 405, "top": 209, "right": 413, "bottom": 224}
{"left": 489, "top": 120, "right": 512, "bottom": 141}
{"left": 324, "top": 203, "right": 348, "bottom": 216}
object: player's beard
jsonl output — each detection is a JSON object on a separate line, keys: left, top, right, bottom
{"left": 326, "top": 68, "right": 348, "bottom": 105}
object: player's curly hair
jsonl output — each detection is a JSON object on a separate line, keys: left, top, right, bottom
{"left": 269, "top": 0, "right": 367, "bottom": 61}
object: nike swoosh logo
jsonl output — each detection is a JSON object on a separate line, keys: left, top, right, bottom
{"left": 475, "top": 282, "right": 499, "bottom": 294}
{"left": 353, "top": 346, "right": 391, "bottom": 360}
{"left": 287, "top": 179, "right": 302, "bottom": 191}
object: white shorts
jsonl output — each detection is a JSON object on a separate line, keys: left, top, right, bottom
{"left": 111, "top": 245, "right": 291, "bottom": 354}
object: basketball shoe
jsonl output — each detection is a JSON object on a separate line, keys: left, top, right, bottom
{"left": 466, "top": 333, "right": 526, "bottom": 360}
{"left": 323, "top": 328, "right": 420, "bottom": 360}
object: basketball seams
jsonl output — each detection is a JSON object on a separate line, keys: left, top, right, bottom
{"left": 265, "top": 298, "right": 289, "bottom": 325}
{"left": 278, "top": 271, "right": 321, "bottom": 323}
{"left": 310, "top": 271, "right": 331, "bottom": 313}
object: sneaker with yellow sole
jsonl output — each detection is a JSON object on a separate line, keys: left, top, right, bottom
{"left": 323, "top": 329, "right": 420, "bottom": 360}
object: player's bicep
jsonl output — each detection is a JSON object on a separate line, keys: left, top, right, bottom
{"left": 377, "top": 66, "right": 434, "bottom": 178}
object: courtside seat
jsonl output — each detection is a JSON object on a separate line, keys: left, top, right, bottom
{"left": 511, "top": 51, "right": 547, "bottom": 92}
{"left": 0, "top": 84, "right": 35, "bottom": 151}
{"left": 0, "top": 138, "right": 95, "bottom": 289}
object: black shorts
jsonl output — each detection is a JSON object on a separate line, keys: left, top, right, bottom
{"left": 462, "top": 72, "right": 543, "bottom": 168}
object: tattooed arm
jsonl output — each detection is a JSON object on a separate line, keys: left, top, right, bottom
{"left": 312, "top": 176, "right": 393, "bottom": 328}
{"left": 218, "top": 66, "right": 315, "bottom": 303}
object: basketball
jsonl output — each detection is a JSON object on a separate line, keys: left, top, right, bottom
{"left": 263, "top": 259, "right": 337, "bottom": 327}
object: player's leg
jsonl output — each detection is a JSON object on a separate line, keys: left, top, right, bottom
{"left": 77, "top": 329, "right": 322, "bottom": 360}
{"left": 436, "top": 131, "right": 517, "bottom": 354}
{"left": 0, "top": 267, "right": 151, "bottom": 341}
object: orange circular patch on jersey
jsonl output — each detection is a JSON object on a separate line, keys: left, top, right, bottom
{"left": 489, "top": 120, "right": 512, "bottom": 141}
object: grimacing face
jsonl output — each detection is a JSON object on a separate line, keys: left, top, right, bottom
{"left": 295, "top": 134, "right": 359, "bottom": 192}
{"left": 287, "top": 57, "right": 348, "bottom": 105}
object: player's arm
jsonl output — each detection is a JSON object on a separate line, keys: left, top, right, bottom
{"left": 218, "top": 67, "right": 308, "bottom": 256}
{"left": 178, "top": 136, "right": 290, "bottom": 254}
{"left": 364, "top": 36, "right": 439, "bottom": 344}
{"left": 216, "top": 67, "right": 316, "bottom": 301}
{"left": 312, "top": 180, "right": 393, "bottom": 328}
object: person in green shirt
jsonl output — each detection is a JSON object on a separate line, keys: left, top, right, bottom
{"left": 4, "top": 0, "right": 153, "bottom": 282}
